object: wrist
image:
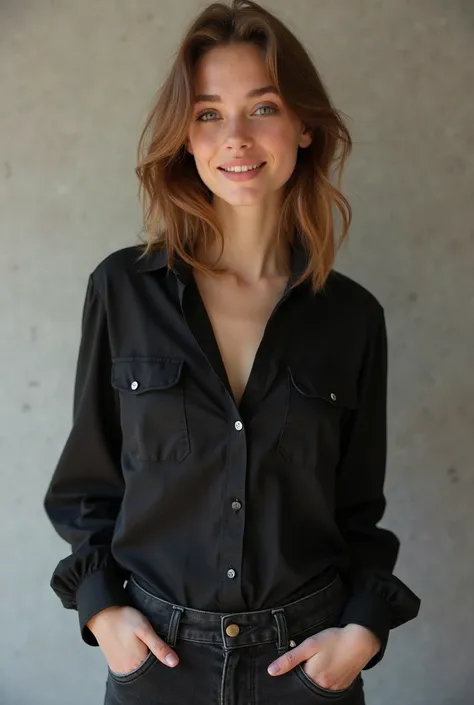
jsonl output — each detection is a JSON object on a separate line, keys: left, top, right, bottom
{"left": 341, "top": 623, "right": 381, "bottom": 657}
{"left": 86, "top": 605, "right": 122, "bottom": 635}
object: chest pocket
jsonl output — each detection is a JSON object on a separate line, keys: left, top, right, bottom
{"left": 111, "top": 357, "right": 190, "bottom": 463}
{"left": 277, "top": 365, "right": 358, "bottom": 468}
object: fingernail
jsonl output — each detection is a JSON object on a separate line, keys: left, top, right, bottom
{"left": 166, "top": 653, "right": 179, "bottom": 667}
{"left": 268, "top": 662, "right": 280, "bottom": 675}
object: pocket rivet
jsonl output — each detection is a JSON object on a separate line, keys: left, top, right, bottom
{"left": 131, "top": 380, "right": 139, "bottom": 391}
{"left": 330, "top": 392, "right": 336, "bottom": 401}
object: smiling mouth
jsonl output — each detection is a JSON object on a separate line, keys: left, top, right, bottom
{"left": 218, "top": 162, "right": 266, "bottom": 173}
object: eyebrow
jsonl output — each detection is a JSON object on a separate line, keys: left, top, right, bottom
{"left": 193, "top": 85, "right": 279, "bottom": 104}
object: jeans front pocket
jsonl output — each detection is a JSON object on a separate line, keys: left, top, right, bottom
{"left": 108, "top": 650, "right": 157, "bottom": 684}
{"left": 294, "top": 664, "right": 362, "bottom": 701}
{"left": 111, "top": 357, "right": 191, "bottom": 463}
{"left": 285, "top": 614, "right": 364, "bottom": 703}
{"left": 277, "top": 365, "right": 358, "bottom": 468}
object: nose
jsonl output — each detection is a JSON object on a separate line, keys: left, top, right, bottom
{"left": 224, "top": 116, "right": 254, "bottom": 151}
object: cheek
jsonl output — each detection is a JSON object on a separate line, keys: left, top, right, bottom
{"left": 259, "top": 123, "right": 299, "bottom": 159}
{"left": 187, "top": 135, "right": 217, "bottom": 187}
{"left": 188, "top": 130, "right": 216, "bottom": 163}
{"left": 262, "top": 133, "right": 299, "bottom": 183}
{"left": 268, "top": 125, "right": 297, "bottom": 157}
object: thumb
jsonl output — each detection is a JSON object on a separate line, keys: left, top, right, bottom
{"left": 136, "top": 623, "right": 179, "bottom": 668}
{"left": 267, "top": 634, "right": 322, "bottom": 676}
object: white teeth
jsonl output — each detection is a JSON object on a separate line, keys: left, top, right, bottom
{"left": 222, "top": 163, "right": 263, "bottom": 173}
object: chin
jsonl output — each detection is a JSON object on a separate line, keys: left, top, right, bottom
{"left": 225, "top": 195, "right": 266, "bottom": 206}
{"left": 217, "top": 187, "right": 276, "bottom": 207}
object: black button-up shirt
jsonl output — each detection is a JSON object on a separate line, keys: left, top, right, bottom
{"left": 43, "top": 237, "right": 420, "bottom": 668}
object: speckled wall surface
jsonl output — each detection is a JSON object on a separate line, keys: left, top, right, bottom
{"left": 1, "top": 1, "right": 472, "bottom": 703}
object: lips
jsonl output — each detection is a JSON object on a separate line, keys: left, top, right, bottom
{"left": 218, "top": 161, "right": 266, "bottom": 172}
{"left": 217, "top": 162, "right": 267, "bottom": 182}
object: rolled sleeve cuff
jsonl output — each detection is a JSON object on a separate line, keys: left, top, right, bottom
{"left": 336, "top": 592, "right": 392, "bottom": 669}
{"left": 76, "top": 567, "right": 130, "bottom": 646}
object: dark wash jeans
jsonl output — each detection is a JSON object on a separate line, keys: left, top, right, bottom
{"left": 104, "top": 569, "right": 365, "bottom": 705}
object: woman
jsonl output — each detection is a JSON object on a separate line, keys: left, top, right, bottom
{"left": 44, "top": 1, "right": 420, "bottom": 703}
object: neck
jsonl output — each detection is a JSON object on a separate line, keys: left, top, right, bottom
{"left": 197, "top": 194, "right": 290, "bottom": 284}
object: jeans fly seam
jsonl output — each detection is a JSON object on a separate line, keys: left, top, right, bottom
{"left": 220, "top": 650, "right": 228, "bottom": 705}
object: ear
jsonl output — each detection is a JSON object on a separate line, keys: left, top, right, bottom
{"left": 299, "top": 124, "right": 312, "bottom": 149}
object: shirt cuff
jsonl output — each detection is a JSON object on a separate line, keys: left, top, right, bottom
{"left": 76, "top": 567, "right": 130, "bottom": 646}
{"left": 336, "top": 592, "right": 392, "bottom": 669}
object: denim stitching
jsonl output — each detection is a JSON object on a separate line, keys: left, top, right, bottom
{"left": 220, "top": 651, "right": 229, "bottom": 705}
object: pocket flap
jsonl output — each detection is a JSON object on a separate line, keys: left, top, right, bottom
{"left": 288, "top": 366, "right": 358, "bottom": 409}
{"left": 111, "top": 357, "right": 184, "bottom": 394}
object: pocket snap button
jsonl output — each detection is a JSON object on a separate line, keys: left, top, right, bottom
{"left": 131, "top": 380, "right": 139, "bottom": 391}
{"left": 330, "top": 392, "right": 337, "bottom": 401}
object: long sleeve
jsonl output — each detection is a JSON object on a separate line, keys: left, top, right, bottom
{"left": 334, "top": 304, "right": 420, "bottom": 668}
{"left": 43, "top": 274, "right": 130, "bottom": 646}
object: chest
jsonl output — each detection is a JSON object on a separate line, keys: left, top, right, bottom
{"left": 192, "top": 273, "right": 288, "bottom": 406}
{"left": 109, "top": 268, "right": 362, "bottom": 468}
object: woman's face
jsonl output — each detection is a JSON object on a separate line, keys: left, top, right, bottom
{"left": 186, "top": 42, "right": 311, "bottom": 207}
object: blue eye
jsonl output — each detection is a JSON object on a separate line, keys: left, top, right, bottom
{"left": 195, "top": 105, "right": 278, "bottom": 122}
{"left": 196, "top": 110, "right": 217, "bottom": 122}
{"left": 255, "top": 105, "right": 278, "bottom": 116}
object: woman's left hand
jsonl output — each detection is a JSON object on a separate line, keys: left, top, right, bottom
{"left": 267, "top": 624, "right": 381, "bottom": 691}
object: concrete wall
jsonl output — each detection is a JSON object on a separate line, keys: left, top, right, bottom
{"left": 1, "top": 1, "right": 473, "bottom": 703}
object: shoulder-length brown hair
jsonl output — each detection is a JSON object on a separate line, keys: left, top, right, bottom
{"left": 135, "top": 0, "right": 352, "bottom": 293}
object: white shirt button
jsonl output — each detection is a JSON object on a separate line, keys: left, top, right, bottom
{"left": 330, "top": 392, "right": 337, "bottom": 401}
{"left": 231, "top": 500, "right": 242, "bottom": 511}
{"left": 227, "top": 568, "right": 236, "bottom": 579}
{"left": 234, "top": 421, "right": 243, "bottom": 431}
{"left": 131, "top": 381, "right": 139, "bottom": 391}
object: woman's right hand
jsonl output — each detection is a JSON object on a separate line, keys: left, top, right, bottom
{"left": 87, "top": 606, "right": 179, "bottom": 674}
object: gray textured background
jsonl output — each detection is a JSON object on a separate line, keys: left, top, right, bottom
{"left": 1, "top": 1, "right": 473, "bottom": 703}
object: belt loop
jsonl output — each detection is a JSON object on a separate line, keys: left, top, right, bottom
{"left": 271, "top": 608, "right": 289, "bottom": 654}
{"left": 167, "top": 605, "right": 184, "bottom": 648}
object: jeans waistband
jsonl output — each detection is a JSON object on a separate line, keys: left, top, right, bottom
{"left": 126, "top": 568, "right": 346, "bottom": 652}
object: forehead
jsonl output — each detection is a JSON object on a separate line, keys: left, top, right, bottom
{"left": 193, "top": 43, "right": 270, "bottom": 92}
